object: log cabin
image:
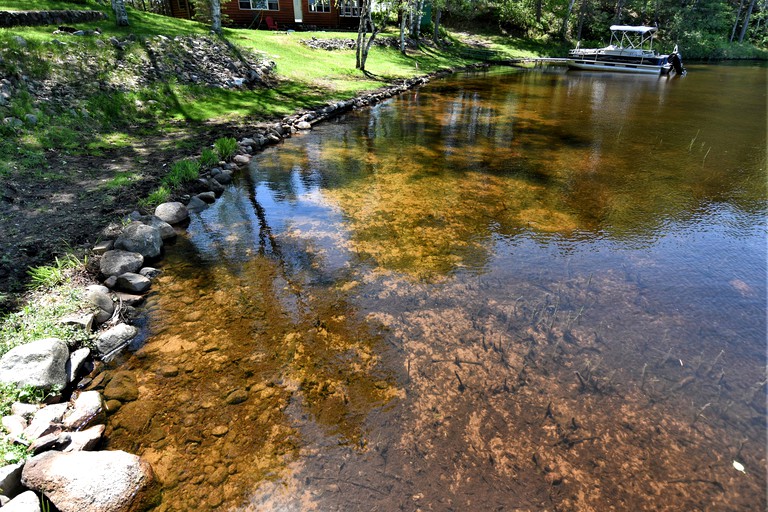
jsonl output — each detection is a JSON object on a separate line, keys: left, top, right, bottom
{"left": 169, "top": 0, "right": 362, "bottom": 30}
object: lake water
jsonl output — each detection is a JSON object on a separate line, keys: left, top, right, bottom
{"left": 104, "top": 64, "right": 766, "bottom": 511}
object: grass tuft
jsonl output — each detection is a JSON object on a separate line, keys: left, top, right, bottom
{"left": 214, "top": 137, "right": 238, "bottom": 161}
{"left": 139, "top": 185, "right": 171, "bottom": 211}
{"left": 26, "top": 254, "right": 84, "bottom": 290}
{"left": 200, "top": 147, "right": 219, "bottom": 168}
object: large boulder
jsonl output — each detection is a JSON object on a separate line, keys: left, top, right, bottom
{"left": 94, "top": 324, "right": 137, "bottom": 358}
{"left": 114, "top": 223, "right": 162, "bottom": 259}
{"left": 21, "top": 450, "right": 158, "bottom": 512}
{"left": 99, "top": 250, "right": 143, "bottom": 278}
{"left": 154, "top": 202, "right": 188, "bottom": 225}
{"left": 0, "top": 338, "right": 69, "bottom": 391}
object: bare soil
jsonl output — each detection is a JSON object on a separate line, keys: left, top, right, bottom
{"left": 0, "top": 120, "right": 251, "bottom": 311}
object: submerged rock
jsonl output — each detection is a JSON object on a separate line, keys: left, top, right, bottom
{"left": 102, "top": 371, "right": 139, "bottom": 403}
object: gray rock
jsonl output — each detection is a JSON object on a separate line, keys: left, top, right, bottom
{"left": 99, "top": 250, "right": 143, "bottom": 278}
{"left": 138, "top": 267, "right": 161, "bottom": 279}
{"left": 31, "top": 431, "right": 70, "bottom": 455}
{"left": 23, "top": 403, "right": 68, "bottom": 442}
{"left": 196, "top": 191, "right": 216, "bottom": 203}
{"left": 186, "top": 195, "right": 208, "bottom": 213}
{"left": 139, "top": 215, "right": 176, "bottom": 240}
{"left": 0, "top": 462, "right": 24, "bottom": 499}
{"left": 2, "top": 490, "right": 40, "bottom": 512}
{"left": 59, "top": 313, "right": 94, "bottom": 332}
{"left": 0, "top": 338, "right": 69, "bottom": 391}
{"left": 24, "top": 113, "right": 38, "bottom": 126}
{"left": 63, "top": 424, "right": 105, "bottom": 452}
{"left": 92, "top": 240, "right": 114, "bottom": 254}
{"left": 114, "top": 223, "right": 162, "bottom": 259}
{"left": 1, "top": 415, "right": 26, "bottom": 438}
{"left": 213, "top": 170, "right": 232, "bottom": 184}
{"left": 296, "top": 121, "right": 312, "bottom": 130}
{"left": 113, "top": 292, "right": 144, "bottom": 306}
{"left": 95, "top": 324, "right": 137, "bottom": 357}
{"left": 85, "top": 284, "right": 110, "bottom": 295}
{"left": 2, "top": 117, "right": 22, "bottom": 129}
{"left": 115, "top": 272, "right": 151, "bottom": 294}
{"left": 154, "top": 202, "right": 188, "bottom": 225}
{"left": 103, "top": 275, "right": 118, "bottom": 289}
{"left": 207, "top": 178, "right": 225, "bottom": 195}
{"left": 21, "top": 450, "right": 157, "bottom": 512}
{"left": 11, "top": 402, "right": 39, "bottom": 419}
{"left": 233, "top": 154, "right": 251, "bottom": 166}
{"left": 85, "top": 288, "right": 114, "bottom": 324}
{"left": 12, "top": 36, "right": 27, "bottom": 47}
{"left": 63, "top": 391, "right": 104, "bottom": 431}
{"left": 66, "top": 347, "right": 91, "bottom": 384}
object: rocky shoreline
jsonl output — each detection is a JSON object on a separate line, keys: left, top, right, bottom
{"left": 0, "top": 61, "right": 491, "bottom": 511}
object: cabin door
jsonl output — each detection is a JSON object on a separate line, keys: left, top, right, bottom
{"left": 293, "top": 0, "right": 303, "bottom": 23}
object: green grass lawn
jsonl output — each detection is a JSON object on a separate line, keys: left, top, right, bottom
{"left": 0, "top": 0, "right": 562, "bottom": 174}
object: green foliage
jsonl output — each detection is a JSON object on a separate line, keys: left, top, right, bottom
{"left": 0, "top": 284, "right": 90, "bottom": 356}
{"left": 200, "top": 148, "right": 219, "bottom": 168}
{"left": 139, "top": 185, "right": 171, "bottom": 211}
{"left": 26, "top": 254, "right": 84, "bottom": 290}
{"left": 214, "top": 137, "right": 238, "bottom": 161}
{"left": 166, "top": 158, "right": 201, "bottom": 187}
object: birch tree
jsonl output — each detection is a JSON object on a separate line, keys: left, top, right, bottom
{"left": 211, "top": 0, "right": 222, "bottom": 33}
{"left": 112, "top": 0, "right": 130, "bottom": 26}
{"left": 356, "top": 0, "right": 380, "bottom": 72}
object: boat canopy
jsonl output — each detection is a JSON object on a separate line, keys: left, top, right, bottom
{"left": 608, "top": 25, "right": 659, "bottom": 50}
{"left": 609, "top": 25, "right": 658, "bottom": 33}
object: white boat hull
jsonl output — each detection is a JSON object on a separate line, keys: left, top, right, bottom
{"left": 566, "top": 59, "right": 671, "bottom": 75}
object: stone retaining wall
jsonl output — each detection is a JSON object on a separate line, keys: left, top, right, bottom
{"left": 0, "top": 10, "right": 107, "bottom": 28}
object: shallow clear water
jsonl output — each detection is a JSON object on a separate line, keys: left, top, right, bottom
{"left": 105, "top": 64, "right": 766, "bottom": 511}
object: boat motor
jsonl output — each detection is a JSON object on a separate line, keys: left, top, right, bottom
{"left": 670, "top": 45, "right": 686, "bottom": 75}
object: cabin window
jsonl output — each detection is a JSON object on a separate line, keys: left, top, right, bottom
{"left": 308, "top": 0, "right": 331, "bottom": 13}
{"left": 239, "top": 0, "right": 279, "bottom": 10}
{"left": 339, "top": 0, "right": 360, "bottom": 16}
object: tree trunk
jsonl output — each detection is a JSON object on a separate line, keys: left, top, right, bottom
{"left": 211, "top": 0, "right": 222, "bottom": 33}
{"left": 536, "top": 0, "right": 542, "bottom": 24}
{"left": 112, "top": 0, "right": 130, "bottom": 26}
{"left": 410, "top": 0, "right": 422, "bottom": 39}
{"left": 562, "top": 0, "right": 577, "bottom": 38}
{"left": 399, "top": 7, "right": 407, "bottom": 54}
{"left": 433, "top": 7, "right": 441, "bottom": 44}
{"left": 738, "top": 0, "right": 757, "bottom": 42}
{"left": 356, "top": 0, "right": 379, "bottom": 71}
{"left": 576, "top": 0, "right": 589, "bottom": 42}
{"left": 731, "top": 0, "right": 745, "bottom": 42}
{"left": 615, "top": 0, "right": 624, "bottom": 23}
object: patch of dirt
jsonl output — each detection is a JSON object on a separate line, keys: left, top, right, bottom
{"left": 0, "top": 120, "right": 253, "bottom": 311}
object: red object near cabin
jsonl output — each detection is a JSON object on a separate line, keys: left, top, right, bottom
{"left": 168, "top": 0, "right": 362, "bottom": 30}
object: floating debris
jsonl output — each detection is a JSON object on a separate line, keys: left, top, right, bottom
{"left": 733, "top": 460, "right": 746, "bottom": 473}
